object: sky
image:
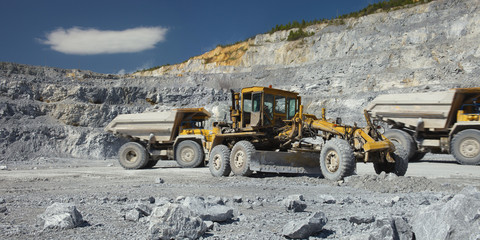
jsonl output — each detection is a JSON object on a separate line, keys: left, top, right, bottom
{"left": 0, "top": 0, "right": 382, "bottom": 74}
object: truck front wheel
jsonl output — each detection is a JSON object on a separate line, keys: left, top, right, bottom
{"left": 175, "top": 140, "right": 205, "bottom": 168}
{"left": 451, "top": 129, "right": 480, "bottom": 165}
{"left": 320, "top": 138, "right": 356, "bottom": 181}
{"left": 118, "top": 142, "right": 149, "bottom": 169}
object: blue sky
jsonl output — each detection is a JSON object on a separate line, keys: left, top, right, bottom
{"left": 1, "top": 0, "right": 381, "bottom": 74}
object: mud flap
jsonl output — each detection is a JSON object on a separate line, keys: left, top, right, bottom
{"left": 250, "top": 151, "right": 322, "bottom": 175}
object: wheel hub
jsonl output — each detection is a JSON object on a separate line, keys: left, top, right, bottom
{"left": 233, "top": 151, "right": 245, "bottom": 168}
{"left": 181, "top": 147, "right": 195, "bottom": 162}
{"left": 325, "top": 150, "right": 339, "bottom": 173}
{"left": 460, "top": 138, "right": 480, "bottom": 158}
{"left": 212, "top": 154, "right": 222, "bottom": 170}
{"left": 126, "top": 150, "right": 138, "bottom": 163}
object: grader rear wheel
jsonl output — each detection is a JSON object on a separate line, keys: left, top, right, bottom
{"left": 319, "top": 138, "right": 356, "bottom": 181}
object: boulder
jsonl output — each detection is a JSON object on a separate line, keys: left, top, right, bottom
{"left": 38, "top": 202, "right": 84, "bottom": 230}
{"left": 182, "top": 196, "right": 234, "bottom": 222}
{"left": 412, "top": 187, "right": 480, "bottom": 240}
{"left": 282, "top": 194, "right": 307, "bottom": 212}
{"left": 348, "top": 217, "right": 413, "bottom": 240}
{"left": 149, "top": 203, "right": 207, "bottom": 240}
{"left": 348, "top": 215, "right": 375, "bottom": 225}
{"left": 282, "top": 212, "right": 327, "bottom": 238}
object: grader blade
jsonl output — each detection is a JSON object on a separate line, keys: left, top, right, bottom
{"left": 250, "top": 151, "right": 322, "bottom": 175}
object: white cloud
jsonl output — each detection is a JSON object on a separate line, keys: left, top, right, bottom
{"left": 40, "top": 26, "right": 168, "bottom": 55}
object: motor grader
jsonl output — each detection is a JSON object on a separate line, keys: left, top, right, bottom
{"left": 207, "top": 86, "right": 407, "bottom": 180}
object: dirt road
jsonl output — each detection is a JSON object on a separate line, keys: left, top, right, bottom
{"left": 0, "top": 157, "right": 478, "bottom": 239}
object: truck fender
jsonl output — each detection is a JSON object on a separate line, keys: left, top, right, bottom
{"left": 449, "top": 123, "right": 480, "bottom": 138}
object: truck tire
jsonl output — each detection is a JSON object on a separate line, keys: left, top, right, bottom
{"left": 230, "top": 141, "right": 254, "bottom": 176}
{"left": 175, "top": 140, "right": 204, "bottom": 168}
{"left": 451, "top": 129, "right": 480, "bottom": 165}
{"left": 410, "top": 151, "right": 426, "bottom": 162}
{"left": 319, "top": 138, "right": 356, "bottom": 181}
{"left": 373, "top": 142, "right": 408, "bottom": 176}
{"left": 143, "top": 160, "right": 159, "bottom": 169}
{"left": 209, "top": 145, "right": 231, "bottom": 177}
{"left": 384, "top": 129, "right": 415, "bottom": 161}
{"left": 118, "top": 142, "right": 149, "bottom": 169}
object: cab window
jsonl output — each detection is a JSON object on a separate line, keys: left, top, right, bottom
{"left": 275, "top": 96, "right": 286, "bottom": 114}
{"left": 252, "top": 93, "right": 262, "bottom": 112}
{"left": 287, "top": 98, "right": 297, "bottom": 119}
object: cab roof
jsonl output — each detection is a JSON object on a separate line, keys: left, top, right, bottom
{"left": 241, "top": 86, "right": 299, "bottom": 98}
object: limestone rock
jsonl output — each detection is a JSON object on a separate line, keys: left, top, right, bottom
{"left": 412, "top": 187, "right": 480, "bottom": 240}
{"left": 149, "top": 203, "right": 207, "bottom": 240}
{"left": 38, "top": 202, "right": 84, "bottom": 230}
{"left": 282, "top": 212, "right": 327, "bottom": 238}
{"left": 182, "top": 196, "right": 234, "bottom": 222}
{"left": 282, "top": 194, "right": 307, "bottom": 212}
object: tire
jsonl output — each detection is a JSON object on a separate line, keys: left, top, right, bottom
{"left": 451, "top": 129, "right": 480, "bottom": 165}
{"left": 319, "top": 138, "right": 356, "bottom": 181}
{"left": 118, "top": 142, "right": 149, "bottom": 169}
{"left": 384, "top": 129, "right": 415, "bottom": 161}
{"left": 143, "top": 160, "right": 159, "bottom": 169}
{"left": 175, "top": 140, "right": 205, "bottom": 168}
{"left": 410, "top": 151, "right": 426, "bottom": 162}
{"left": 209, "top": 145, "right": 231, "bottom": 177}
{"left": 373, "top": 142, "right": 408, "bottom": 176}
{"left": 230, "top": 141, "right": 255, "bottom": 176}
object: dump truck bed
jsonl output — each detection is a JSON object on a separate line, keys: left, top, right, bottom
{"left": 105, "top": 111, "right": 176, "bottom": 142}
{"left": 104, "top": 108, "right": 211, "bottom": 143}
{"left": 367, "top": 90, "right": 455, "bottom": 130}
{"left": 366, "top": 88, "right": 480, "bottom": 130}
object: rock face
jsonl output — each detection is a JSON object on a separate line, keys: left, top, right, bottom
{"left": 1, "top": 0, "right": 480, "bottom": 161}
{"left": 38, "top": 202, "right": 84, "bottom": 230}
{"left": 412, "top": 187, "right": 480, "bottom": 240}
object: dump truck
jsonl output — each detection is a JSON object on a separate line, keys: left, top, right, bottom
{"left": 105, "top": 86, "right": 407, "bottom": 180}
{"left": 367, "top": 87, "right": 480, "bottom": 165}
{"left": 105, "top": 108, "right": 213, "bottom": 169}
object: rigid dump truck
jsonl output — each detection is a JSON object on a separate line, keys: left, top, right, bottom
{"left": 367, "top": 87, "right": 480, "bottom": 165}
{"left": 105, "top": 108, "right": 213, "bottom": 169}
{"left": 106, "top": 86, "right": 407, "bottom": 180}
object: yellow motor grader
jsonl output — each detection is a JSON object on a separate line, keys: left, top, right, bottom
{"left": 207, "top": 86, "right": 407, "bottom": 180}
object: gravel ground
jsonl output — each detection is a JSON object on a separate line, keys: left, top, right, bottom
{"left": 1, "top": 157, "right": 479, "bottom": 239}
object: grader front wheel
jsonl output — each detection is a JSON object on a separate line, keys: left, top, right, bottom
{"left": 230, "top": 141, "right": 254, "bottom": 176}
{"left": 373, "top": 142, "right": 408, "bottom": 176}
{"left": 209, "top": 145, "right": 232, "bottom": 177}
{"left": 320, "top": 139, "right": 356, "bottom": 181}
